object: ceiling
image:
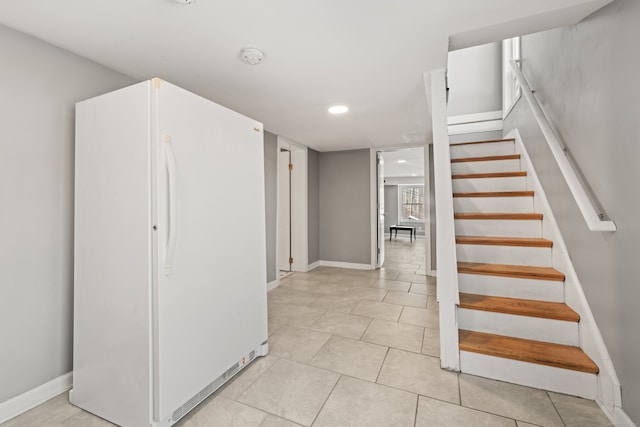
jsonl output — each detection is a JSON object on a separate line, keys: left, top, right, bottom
{"left": 0, "top": 0, "right": 611, "bottom": 151}
{"left": 381, "top": 149, "right": 424, "bottom": 178}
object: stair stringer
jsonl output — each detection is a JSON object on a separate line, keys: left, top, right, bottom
{"left": 509, "top": 128, "right": 623, "bottom": 420}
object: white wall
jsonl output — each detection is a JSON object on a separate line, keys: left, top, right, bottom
{"left": 447, "top": 42, "right": 502, "bottom": 116}
{"left": 0, "top": 24, "right": 134, "bottom": 403}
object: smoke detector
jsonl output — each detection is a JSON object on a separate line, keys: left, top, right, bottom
{"left": 240, "top": 48, "right": 265, "bottom": 65}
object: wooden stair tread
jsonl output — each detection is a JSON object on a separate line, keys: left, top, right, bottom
{"left": 450, "top": 138, "right": 516, "bottom": 146}
{"left": 452, "top": 171, "right": 527, "bottom": 179}
{"left": 454, "top": 212, "right": 543, "bottom": 220}
{"left": 453, "top": 191, "right": 534, "bottom": 198}
{"left": 459, "top": 293, "right": 579, "bottom": 322}
{"left": 459, "top": 330, "right": 599, "bottom": 374}
{"left": 456, "top": 236, "right": 553, "bottom": 248}
{"left": 458, "top": 262, "right": 565, "bottom": 281}
{"left": 452, "top": 154, "right": 520, "bottom": 163}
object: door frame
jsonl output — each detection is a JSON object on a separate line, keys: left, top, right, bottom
{"left": 369, "top": 145, "right": 432, "bottom": 274}
{"left": 277, "top": 136, "right": 308, "bottom": 273}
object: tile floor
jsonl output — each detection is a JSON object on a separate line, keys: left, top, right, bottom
{"left": 3, "top": 238, "right": 613, "bottom": 426}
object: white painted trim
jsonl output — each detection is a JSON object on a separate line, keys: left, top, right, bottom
{"left": 428, "top": 269, "right": 437, "bottom": 277}
{"left": 597, "top": 401, "right": 636, "bottom": 427}
{"left": 276, "top": 136, "right": 309, "bottom": 273}
{"left": 447, "top": 110, "right": 503, "bottom": 125}
{"left": 266, "top": 279, "right": 279, "bottom": 292}
{"left": 307, "top": 260, "right": 321, "bottom": 271}
{"left": 318, "top": 260, "right": 373, "bottom": 270}
{"left": 448, "top": 119, "right": 503, "bottom": 135}
{"left": 424, "top": 68, "right": 460, "bottom": 371}
{"left": 369, "top": 149, "right": 378, "bottom": 270}
{"left": 423, "top": 143, "right": 432, "bottom": 275}
{"left": 510, "top": 60, "right": 615, "bottom": 232}
{"left": 509, "top": 128, "right": 624, "bottom": 423}
{"left": 0, "top": 372, "right": 72, "bottom": 424}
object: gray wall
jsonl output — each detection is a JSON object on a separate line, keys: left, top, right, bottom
{"left": 384, "top": 185, "right": 399, "bottom": 233}
{"left": 503, "top": 1, "right": 640, "bottom": 421}
{"left": 263, "top": 131, "right": 278, "bottom": 283}
{"left": 0, "top": 24, "right": 134, "bottom": 403}
{"left": 319, "top": 149, "right": 371, "bottom": 264}
{"left": 307, "top": 149, "right": 320, "bottom": 264}
{"left": 447, "top": 42, "right": 502, "bottom": 116}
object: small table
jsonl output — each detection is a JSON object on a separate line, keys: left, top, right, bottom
{"left": 389, "top": 225, "right": 416, "bottom": 242}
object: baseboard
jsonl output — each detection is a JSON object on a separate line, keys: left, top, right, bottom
{"left": 597, "top": 400, "right": 637, "bottom": 427}
{"left": 447, "top": 110, "right": 502, "bottom": 125}
{"left": 267, "top": 279, "right": 279, "bottom": 292}
{"left": 448, "top": 110, "right": 503, "bottom": 136}
{"left": 448, "top": 119, "right": 503, "bottom": 135}
{"left": 307, "top": 261, "right": 321, "bottom": 271}
{"left": 318, "top": 260, "right": 374, "bottom": 270}
{"left": 0, "top": 372, "right": 73, "bottom": 424}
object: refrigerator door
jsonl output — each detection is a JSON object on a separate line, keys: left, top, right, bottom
{"left": 151, "top": 81, "right": 268, "bottom": 420}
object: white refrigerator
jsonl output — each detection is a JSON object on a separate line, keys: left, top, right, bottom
{"left": 71, "top": 79, "right": 269, "bottom": 427}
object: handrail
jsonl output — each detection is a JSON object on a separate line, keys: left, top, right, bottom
{"left": 509, "top": 60, "right": 616, "bottom": 232}
{"left": 423, "top": 68, "right": 460, "bottom": 371}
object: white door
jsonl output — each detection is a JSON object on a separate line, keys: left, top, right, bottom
{"left": 153, "top": 82, "right": 268, "bottom": 420}
{"left": 377, "top": 152, "right": 385, "bottom": 268}
{"left": 278, "top": 150, "right": 291, "bottom": 272}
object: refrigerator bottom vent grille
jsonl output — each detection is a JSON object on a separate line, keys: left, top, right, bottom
{"left": 170, "top": 361, "right": 241, "bottom": 424}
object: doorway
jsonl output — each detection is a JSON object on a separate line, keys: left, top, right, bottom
{"left": 372, "top": 146, "right": 431, "bottom": 274}
{"left": 276, "top": 137, "right": 308, "bottom": 275}
{"left": 278, "top": 149, "right": 292, "bottom": 274}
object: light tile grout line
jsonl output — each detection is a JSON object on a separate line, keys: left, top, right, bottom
{"left": 546, "top": 390, "right": 568, "bottom": 427}
{"left": 308, "top": 374, "right": 343, "bottom": 427}
{"left": 374, "top": 347, "right": 391, "bottom": 384}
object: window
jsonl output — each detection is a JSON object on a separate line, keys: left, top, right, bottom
{"left": 502, "top": 36, "right": 522, "bottom": 117}
{"left": 400, "top": 185, "right": 424, "bottom": 221}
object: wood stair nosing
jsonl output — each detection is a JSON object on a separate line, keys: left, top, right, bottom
{"left": 457, "top": 262, "right": 565, "bottom": 282}
{"left": 450, "top": 138, "right": 516, "bottom": 146}
{"left": 452, "top": 171, "right": 527, "bottom": 180}
{"left": 453, "top": 191, "right": 534, "bottom": 198}
{"left": 456, "top": 236, "right": 553, "bottom": 248}
{"left": 458, "top": 293, "right": 579, "bottom": 322}
{"left": 451, "top": 154, "right": 520, "bottom": 164}
{"left": 459, "top": 330, "right": 599, "bottom": 374}
{"left": 454, "top": 212, "right": 543, "bottom": 220}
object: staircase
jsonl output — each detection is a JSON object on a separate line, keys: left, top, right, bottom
{"left": 450, "top": 138, "right": 599, "bottom": 397}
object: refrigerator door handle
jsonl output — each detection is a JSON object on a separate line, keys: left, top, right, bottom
{"left": 163, "top": 135, "right": 177, "bottom": 275}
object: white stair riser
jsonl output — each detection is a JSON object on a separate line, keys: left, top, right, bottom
{"left": 454, "top": 197, "right": 534, "bottom": 213}
{"left": 454, "top": 219, "right": 541, "bottom": 237}
{"left": 451, "top": 159, "right": 521, "bottom": 175}
{"left": 452, "top": 176, "right": 527, "bottom": 193}
{"left": 458, "top": 273, "right": 564, "bottom": 302}
{"left": 450, "top": 142, "right": 515, "bottom": 159}
{"left": 456, "top": 244, "right": 552, "bottom": 267}
{"left": 460, "top": 352, "right": 597, "bottom": 399}
{"left": 458, "top": 309, "right": 579, "bottom": 346}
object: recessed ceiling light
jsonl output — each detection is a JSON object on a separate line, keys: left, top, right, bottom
{"left": 173, "top": 0, "right": 195, "bottom": 4}
{"left": 397, "top": 160, "right": 407, "bottom": 164}
{"left": 328, "top": 105, "right": 349, "bottom": 114}
{"left": 240, "top": 48, "right": 265, "bottom": 65}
